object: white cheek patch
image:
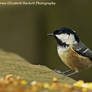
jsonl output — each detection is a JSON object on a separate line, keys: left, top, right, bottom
{"left": 56, "top": 33, "right": 77, "bottom": 44}
{"left": 56, "top": 34, "right": 69, "bottom": 42}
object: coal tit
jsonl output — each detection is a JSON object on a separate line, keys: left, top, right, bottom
{"left": 48, "top": 27, "right": 92, "bottom": 76}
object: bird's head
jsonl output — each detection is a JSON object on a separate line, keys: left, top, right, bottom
{"left": 48, "top": 27, "right": 79, "bottom": 47}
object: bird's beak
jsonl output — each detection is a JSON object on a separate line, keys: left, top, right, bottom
{"left": 48, "top": 33, "right": 54, "bottom": 36}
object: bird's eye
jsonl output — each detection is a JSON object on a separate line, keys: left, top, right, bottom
{"left": 54, "top": 30, "right": 62, "bottom": 35}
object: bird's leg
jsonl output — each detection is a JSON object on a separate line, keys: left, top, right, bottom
{"left": 65, "top": 71, "right": 79, "bottom": 77}
{"left": 54, "top": 69, "right": 78, "bottom": 77}
{"left": 61, "top": 69, "right": 73, "bottom": 74}
{"left": 54, "top": 69, "right": 72, "bottom": 75}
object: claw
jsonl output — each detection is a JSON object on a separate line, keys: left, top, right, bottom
{"left": 54, "top": 69, "right": 78, "bottom": 77}
{"left": 54, "top": 69, "right": 63, "bottom": 74}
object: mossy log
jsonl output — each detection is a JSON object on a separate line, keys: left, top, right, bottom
{"left": 0, "top": 49, "right": 75, "bottom": 84}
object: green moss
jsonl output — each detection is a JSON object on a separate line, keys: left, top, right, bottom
{"left": 0, "top": 49, "right": 75, "bottom": 84}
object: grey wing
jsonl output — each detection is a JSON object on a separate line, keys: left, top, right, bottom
{"left": 72, "top": 41, "right": 92, "bottom": 60}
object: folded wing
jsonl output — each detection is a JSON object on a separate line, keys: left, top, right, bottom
{"left": 72, "top": 41, "right": 92, "bottom": 60}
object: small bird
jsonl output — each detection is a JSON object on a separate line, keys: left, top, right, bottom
{"left": 48, "top": 27, "right": 92, "bottom": 76}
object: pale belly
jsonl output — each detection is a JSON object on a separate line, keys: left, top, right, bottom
{"left": 57, "top": 46, "right": 92, "bottom": 71}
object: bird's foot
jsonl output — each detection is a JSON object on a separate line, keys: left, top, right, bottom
{"left": 54, "top": 69, "right": 72, "bottom": 74}
{"left": 54, "top": 69, "right": 66, "bottom": 76}
{"left": 54, "top": 69, "right": 78, "bottom": 77}
{"left": 54, "top": 69, "right": 64, "bottom": 74}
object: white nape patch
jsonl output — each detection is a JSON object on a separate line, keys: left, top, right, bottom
{"left": 56, "top": 33, "right": 77, "bottom": 44}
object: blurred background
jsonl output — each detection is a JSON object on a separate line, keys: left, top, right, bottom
{"left": 0, "top": 0, "right": 92, "bottom": 80}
